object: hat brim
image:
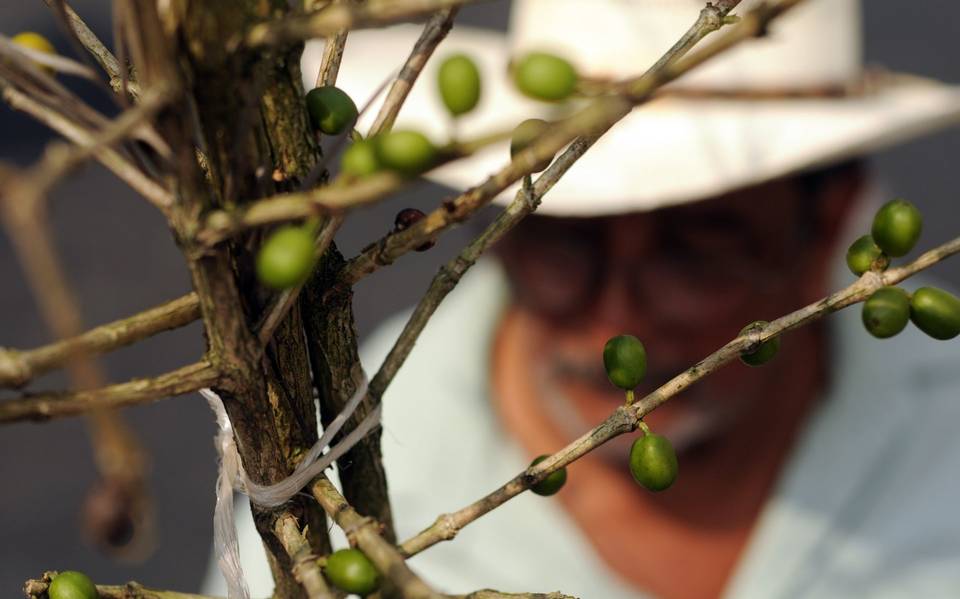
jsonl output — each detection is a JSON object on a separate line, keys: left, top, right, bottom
{"left": 303, "top": 24, "right": 960, "bottom": 216}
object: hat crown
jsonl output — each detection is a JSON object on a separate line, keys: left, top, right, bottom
{"left": 510, "top": 0, "right": 862, "bottom": 90}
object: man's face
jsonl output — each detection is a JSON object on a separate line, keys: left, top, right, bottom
{"left": 499, "top": 175, "right": 845, "bottom": 457}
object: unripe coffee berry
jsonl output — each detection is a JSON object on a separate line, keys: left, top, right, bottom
{"left": 871, "top": 199, "right": 922, "bottom": 258}
{"left": 739, "top": 321, "right": 780, "bottom": 367}
{"left": 910, "top": 286, "right": 960, "bottom": 340}
{"left": 393, "top": 208, "right": 434, "bottom": 251}
{"left": 375, "top": 130, "right": 437, "bottom": 176}
{"left": 510, "top": 118, "right": 554, "bottom": 173}
{"left": 846, "top": 234, "right": 884, "bottom": 276}
{"left": 256, "top": 226, "right": 315, "bottom": 289}
{"left": 306, "top": 86, "right": 358, "bottom": 135}
{"left": 324, "top": 548, "right": 380, "bottom": 595}
{"left": 48, "top": 571, "right": 98, "bottom": 599}
{"left": 529, "top": 455, "right": 567, "bottom": 496}
{"left": 862, "top": 286, "right": 910, "bottom": 338}
{"left": 629, "top": 432, "right": 678, "bottom": 492}
{"left": 603, "top": 335, "right": 647, "bottom": 390}
{"left": 437, "top": 54, "right": 481, "bottom": 116}
{"left": 341, "top": 139, "right": 380, "bottom": 179}
{"left": 513, "top": 52, "right": 578, "bottom": 102}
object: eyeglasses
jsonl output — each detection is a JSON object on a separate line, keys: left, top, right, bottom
{"left": 498, "top": 202, "right": 812, "bottom": 323}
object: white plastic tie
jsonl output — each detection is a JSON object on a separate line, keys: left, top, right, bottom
{"left": 203, "top": 374, "right": 379, "bottom": 599}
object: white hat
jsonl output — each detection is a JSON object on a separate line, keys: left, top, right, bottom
{"left": 302, "top": 0, "right": 960, "bottom": 216}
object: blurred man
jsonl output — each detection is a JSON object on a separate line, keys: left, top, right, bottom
{"left": 210, "top": 0, "right": 960, "bottom": 597}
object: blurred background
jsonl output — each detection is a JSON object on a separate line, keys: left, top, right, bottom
{"left": 1, "top": 0, "right": 958, "bottom": 595}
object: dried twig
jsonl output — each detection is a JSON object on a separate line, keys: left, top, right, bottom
{"left": 367, "top": 7, "right": 460, "bottom": 137}
{"left": 274, "top": 512, "right": 336, "bottom": 599}
{"left": 0, "top": 360, "right": 220, "bottom": 423}
{"left": 248, "top": 0, "right": 482, "bottom": 46}
{"left": 0, "top": 293, "right": 200, "bottom": 389}
{"left": 398, "top": 234, "right": 960, "bottom": 557}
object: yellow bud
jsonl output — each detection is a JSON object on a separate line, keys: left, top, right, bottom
{"left": 11, "top": 32, "right": 56, "bottom": 74}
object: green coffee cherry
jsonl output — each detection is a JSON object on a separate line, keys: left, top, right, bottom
{"left": 862, "top": 286, "right": 910, "bottom": 338}
{"left": 871, "top": 199, "right": 922, "bottom": 258}
{"left": 48, "top": 571, "right": 98, "bottom": 599}
{"left": 375, "top": 130, "right": 437, "bottom": 176}
{"left": 324, "top": 548, "right": 380, "bottom": 596}
{"left": 603, "top": 335, "right": 647, "bottom": 390}
{"left": 739, "top": 321, "right": 780, "bottom": 367}
{"left": 629, "top": 432, "right": 678, "bottom": 492}
{"left": 437, "top": 54, "right": 481, "bottom": 116}
{"left": 910, "top": 286, "right": 960, "bottom": 340}
{"left": 529, "top": 455, "right": 567, "bottom": 496}
{"left": 306, "top": 86, "right": 358, "bottom": 135}
{"left": 846, "top": 234, "right": 884, "bottom": 276}
{"left": 256, "top": 226, "right": 315, "bottom": 289}
{"left": 510, "top": 118, "right": 554, "bottom": 173}
{"left": 513, "top": 52, "right": 578, "bottom": 102}
{"left": 341, "top": 139, "right": 380, "bottom": 178}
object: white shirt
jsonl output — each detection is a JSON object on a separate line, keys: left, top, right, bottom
{"left": 205, "top": 259, "right": 960, "bottom": 599}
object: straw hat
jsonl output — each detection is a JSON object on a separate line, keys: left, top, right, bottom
{"left": 302, "top": 0, "right": 960, "bottom": 216}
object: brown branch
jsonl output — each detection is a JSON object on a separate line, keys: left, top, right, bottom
{"left": 398, "top": 234, "right": 960, "bottom": 558}
{"left": 274, "top": 512, "right": 336, "bottom": 599}
{"left": 0, "top": 293, "right": 200, "bottom": 389}
{"left": 367, "top": 7, "right": 460, "bottom": 137}
{"left": 311, "top": 477, "right": 444, "bottom": 599}
{"left": 248, "top": 0, "right": 482, "bottom": 47}
{"left": 338, "top": 0, "right": 767, "bottom": 286}
{"left": 40, "top": 0, "right": 128, "bottom": 85}
{"left": 0, "top": 360, "right": 220, "bottom": 424}
{"left": 24, "top": 574, "right": 216, "bottom": 599}
{"left": 370, "top": 177, "right": 538, "bottom": 399}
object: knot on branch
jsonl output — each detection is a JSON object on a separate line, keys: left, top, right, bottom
{"left": 436, "top": 513, "right": 459, "bottom": 542}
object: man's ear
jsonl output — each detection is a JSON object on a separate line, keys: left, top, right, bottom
{"left": 800, "top": 161, "right": 867, "bottom": 301}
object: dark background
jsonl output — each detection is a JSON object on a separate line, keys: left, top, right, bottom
{"left": 1, "top": 0, "right": 958, "bottom": 595}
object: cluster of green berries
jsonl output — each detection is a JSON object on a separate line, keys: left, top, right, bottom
{"left": 323, "top": 548, "right": 381, "bottom": 595}
{"left": 604, "top": 335, "right": 679, "bottom": 493}
{"left": 848, "top": 199, "right": 960, "bottom": 340}
{"left": 47, "top": 571, "right": 98, "bottom": 599}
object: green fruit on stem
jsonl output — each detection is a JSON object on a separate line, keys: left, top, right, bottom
{"left": 306, "top": 86, "right": 358, "bottom": 135}
{"left": 629, "top": 433, "right": 678, "bottom": 492}
{"left": 48, "top": 571, "right": 98, "bottom": 599}
{"left": 603, "top": 335, "right": 647, "bottom": 390}
{"left": 510, "top": 118, "right": 554, "bottom": 173}
{"left": 862, "top": 286, "right": 910, "bottom": 338}
{"left": 910, "top": 286, "right": 960, "bottom": 340}
{"left": 739, "top": 321, "right": 780, "bottom": 367}
{"left": 375, "top": 130, "right": 437, "bottom": 176}
{"left": 871, "top": 199, "right": 922, "bottom": 258}
{"left": 846, "top": 234, "right": 884, "bottom": 276}
{"left": 437, "top": 53, "right": 481, "bottom": 116}
{"left": 341, "top": 139, "right": 380, "bottom": 178}
{"left": 529, "top": 455, "right": 568, "bottom": 496}
{"left": 513, "top": 52, "right": 578, "bottom": 102}
{"left": 256, "top": 226, "right": 315, "bottom": 289}
{"left": 324, "top": 548, "right": 380, "bottom": 596}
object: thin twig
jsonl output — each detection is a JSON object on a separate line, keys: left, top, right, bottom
{"left": 370, "top": 177, "right": 538, "bottom": 399}
{"left": 274, "top": 512, "right": 336, "bottom": 599}
{"left": 339, "top": 0, "right": 755, "bottom": 287}
{"left": 449, "top": 592, "right": 578, "bottom": 599}
{"left": 367, "top": 7, "right": 460, "bottom": 137}
{"left": 248, "top": 0, "right": 482, "bottom": 46}
{"left": 398, "top": 233, "right": 960, "bottom": 558}
{"left": 311, "top": 477, "right": 444, "bottom": 599}
{"left": 0, "top": 293, "right": 200, "bottom": 389}
{"left": 0, "top": 360, "right": 221, "bottom": 423}
{"left": 24, "top": 574, "right": 216, "bottom": 599}
{"left": 0, "top": 82, "right": 174, "bottom": 210}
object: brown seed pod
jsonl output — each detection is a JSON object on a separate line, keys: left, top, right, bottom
{"left": 393, "top": 208, "right": 435, "bottom": 251}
